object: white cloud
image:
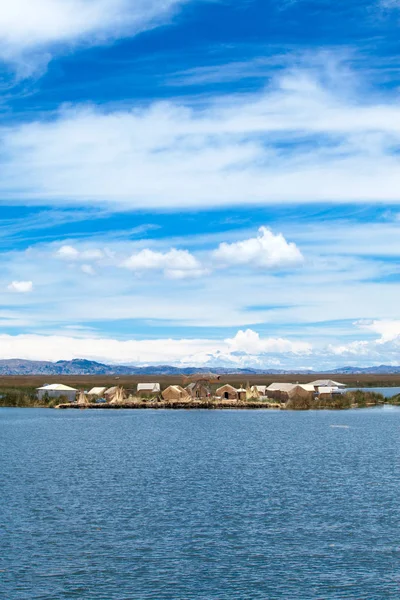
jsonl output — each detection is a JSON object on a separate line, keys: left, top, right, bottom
{"left": 56, "top": 245, "right": 104, "bottom": 261}
{"left": 0, "top": 329, "right": 311, "bottom": 365}
{"left": 213, "top": 227, "right": 304, "bottom": 269}
{"left": 0, "top": 0, "right": 190, "bottom": 72}
{"left": 7, "top": 280, "right": 33, "bottom": 293}
{"left": 3, "top": 62, "right": 400, "bottom": 207}
{"left": 56, "top": 245, "right": 80, "bottom": 260}
{"left": 356, "top": 319, "right": 400, "bottom": 343}
{"left": 122, "top": 248, "right": 207, "bottom": 279}
{"left": 226, "top": 328, "right": 312, "bottom": 355}
{"left": 81, "top": 264, "right": 96, "bottom": 276}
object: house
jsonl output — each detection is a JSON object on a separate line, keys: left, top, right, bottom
{"left": 267, "top": 383, "right": 296, "bottom": 400}
{"left": 185, "top": 380, "right": 210, "bottom": 399}
{"left": 87, "top": 387, "right": 106, "bottom": 398}
{"left": 288, "top": 385, "right": 315, "bottom": 401}
{"left": 267, "top": 383, "right": 315, "bottom": 402}
{"left": 137, "top": 383, "right": 161, "bottom": 396}
{"left": 162, "top": 385, "right": 189, "bottom": 401}
{"left": 309, "top": 379, "right": 345, "bottom": 388}
{"left": 215, "top": 384, "right": 238, "bottom": 400}
{"left": 37, "top": 383, "right": 78, "bottom": 402}
{"left": 317, "top": 386, "right": 344, "bottom": 398}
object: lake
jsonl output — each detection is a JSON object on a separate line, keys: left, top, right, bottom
{"left": 1, "top": 408, "right": 400, "bottom": 599}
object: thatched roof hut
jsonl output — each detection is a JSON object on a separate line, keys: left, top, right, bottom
{"left": 162, "top": 385, "right": 189, "bottom": 401}
{"left": 185, "top": 381, "right": 210, "bottom": 399}
{"left": 267, "top": 383, "right": 315, "bottom": 402}
{"left": 215, "top": 384, "right": 238, "bottom": 400}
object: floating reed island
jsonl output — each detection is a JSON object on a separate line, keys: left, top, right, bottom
{"left": 53, "top": 378, "right": 389, "bottom": 410}
{"left": 0, "top": 375, "right": 396, "bottom": 410}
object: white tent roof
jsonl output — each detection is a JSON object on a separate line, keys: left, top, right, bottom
{"left": 137, "top": 383, "right": 161, "bottom": 392}
{"left": 318, "top": 386, "right": 342, "bottom": 394}
{"left": 37, "top": 383, "right": 77, "bottom": 391}
{"left": 309, "top": 379, "right": 345, "bottom": 387}
{"left": 88, "top": 387, "right": 106, "bottom": 395}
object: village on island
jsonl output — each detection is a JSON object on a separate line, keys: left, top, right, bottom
{"left": 35, "top": 376, "right": 351, "bottom": 409}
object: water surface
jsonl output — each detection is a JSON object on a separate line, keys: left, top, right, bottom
{"left": 1, "top": 408, "right": 400, "bottom": 599}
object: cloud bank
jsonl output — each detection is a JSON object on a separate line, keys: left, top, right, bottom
{"left": 2, "top": 63, "right": 400, "bottom": 207}
{"left": 0, "top": 321, "right": 398, "bottom": 369}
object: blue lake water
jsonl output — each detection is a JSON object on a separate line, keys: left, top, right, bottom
{"left": 1, "top": 408, "right": 400, "bottom": 599}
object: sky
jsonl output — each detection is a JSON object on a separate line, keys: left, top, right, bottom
{"left": 1, "top": 0, "right": 400, "bottom": 369}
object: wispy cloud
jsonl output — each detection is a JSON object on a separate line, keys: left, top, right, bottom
{"left": 2, "top": 59, "right": 400, "bottom": 207}
{"left": 0, "top": 0, "right": 193, "bottom": 75}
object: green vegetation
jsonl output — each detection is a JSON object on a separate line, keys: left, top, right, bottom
{"left": 0, "top": 387, "right": 42, "bottom": 407}
{"left": 285, "top": 390, "right": 385, "bottom": 411}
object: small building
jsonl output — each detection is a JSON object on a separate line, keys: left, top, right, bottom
{"left": 288, "top": 385, "right": 315, "bottom": 401}
{"left": 267, "top": 383, "right": 315, "bottom": 402}
{"left": 137, "top": 383, "right": 161, "bottom": 396}
{"left": 87, "top": 387, "right": 106, "bottom": 398}
{"left": 37, "top": 383, "right": 77, "bottom": 402}
{"left": 267, "top": 383, "right": 296, "bottom": 401}
{"left": 185, "top": 380, "right": 210, "bottom": 399}
{"left": 309, "top": 379, "right": 345, "bottom": 389}
{"left": 215, "top": 384, "right": 238, "bottom": 400}
{"left": 317, "top": 386, "right": 344, "bottom": 398}
{"left": 162, "top": 385, "right": 189, "bottom": 401}
{"left": 237, "top": 387, "right": 247, "bottom": 401}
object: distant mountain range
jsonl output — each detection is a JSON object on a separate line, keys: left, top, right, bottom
{"left": 0, "top": 358, "right": 399, "bottom": 375}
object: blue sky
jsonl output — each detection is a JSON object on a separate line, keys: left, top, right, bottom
{"left": 1, "top": 0, "right": 400, "bottom": 368}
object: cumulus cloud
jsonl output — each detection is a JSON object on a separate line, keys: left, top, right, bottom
{"left": 0, "top": 0, "right": 190, "bottom": 72}
{"left": 56, "top": 245, "right": 104, "bottom": 261}
{"left": 226, "top": 328, "right": 312, "bottom": 355}
{"left": 356, "top": 319, "right": 400, "bottom": 343}
{"left": 7, "top": 280, "right": 33, "bottom": 293}
{"left": 213, "top": 227, "right": 304, "bottom": 269}
{"left": 122, "top": 248, "right": 207, "bottom": 279}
